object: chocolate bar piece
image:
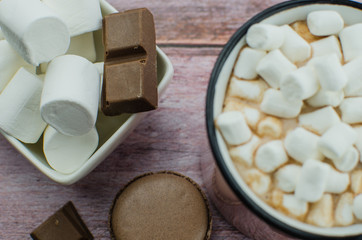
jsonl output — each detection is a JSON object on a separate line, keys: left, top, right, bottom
{"left": 101, "top": 8, "right": 157, "bottom": 116}
{"left": 30, "top": 201, "right": 93, "bottom": 240}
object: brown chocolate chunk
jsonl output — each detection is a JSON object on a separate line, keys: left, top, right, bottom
{"left": 102, "top": 8, "right": 157, "bottom": 116}
{"left": 109, "top": 171, "right": 212, "bottom": 240}
{"left": 30, "top": 201, "right": 93, "bottom": 240}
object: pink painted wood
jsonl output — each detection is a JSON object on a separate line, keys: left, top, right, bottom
{"left": 4, "top": 0, "right": 358, "bottom": 239}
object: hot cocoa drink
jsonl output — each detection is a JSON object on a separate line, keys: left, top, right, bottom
{"left": 216, "top": 10, "right": 362, "bottom": 227}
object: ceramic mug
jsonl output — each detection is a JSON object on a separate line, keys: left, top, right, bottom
{"left": 204, "top": 0, "right": 362, "bottom": 239}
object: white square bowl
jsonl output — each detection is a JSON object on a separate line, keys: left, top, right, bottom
{"left": 0, "top": 0, "right": 174, "bottom": 185}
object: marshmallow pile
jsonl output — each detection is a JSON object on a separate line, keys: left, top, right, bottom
{"left": 217, "top": 10, "right": 362, "bottom": 227}
{"left": 0, "top": 0, "right": 104, "bottom": 174}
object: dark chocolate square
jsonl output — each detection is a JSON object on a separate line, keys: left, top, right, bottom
{"left": 101, "top": 8, "right": 157, "bottom": 116}
{"left": 30, "top": 201, "right": 93, "bottom": 240}
{"left": 103, "top": 8, "right": 155, "bottom": 60}
{"left": 102, "top": 60, "right": 157, "bottom": 115}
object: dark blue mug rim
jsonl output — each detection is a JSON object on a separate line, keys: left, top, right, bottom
{"left": 205, "top": 0, "right": 362, "bottom": 239}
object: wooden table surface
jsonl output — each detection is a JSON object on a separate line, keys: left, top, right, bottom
{"left": 0, "top": 0, "right": 302, "bottom": 239}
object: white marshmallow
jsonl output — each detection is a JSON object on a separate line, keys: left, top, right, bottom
{"left": 331, "top": 147, "right": 359, "bottom": 173}
{"left": 340, "top": 97, "right": 362, "bottom": 124}
{"left": 325, "top": 167, "right": 350, "bottom": 193}
{"left": 306, "top": 194, "right": 334, "bottom": 227}
{"left": 223, "top": 99, "right": 261, "bottom": 130}
{"left": 0, "top": 68, "right": 46, "bottom": 143}
{"left": 256, "top": 49, "right": 297, "bottom": 89}
{"left": 335, "top": 192, "right": 355, "bottom": 226}
{"left": 256, "top": 116, "right": 282, "bottom": 139}
{"left": 351, "top": 170, "right": 362, "bottom": 194}
{"left": 275, "top": 164, "right": 302, "bottom": 193}
{"left": 66, "top": 32, "right": 97, "bottom": 63}
{"left": 353, "top": 126, "right": 362, "bottom": 163}
{"left": 340, "top": 23, "right": 362, "bottom": 62}
{"left": 280, "top": 66, "right": 319, "bottom": 101}
{"left": 281, "top": 194, "right": 309, "bottom": 220}
{"left": 0, "top": 40, "right": 33, "bottom": 92}
{"left": 242, "top": 106, "right": 260, "bottom": 130}
{"left": 307, "top": 10, "right": 344, "bottom": 36}
{"left": 234, "top": 47, "right": 266, "bottom": 79}
{"left": 260, "top": 89, "right": 303, "bottom": 118}
{"left": 306, "top": 89, "right": 344, "bottom": 108}
{"left": 318, "top": 122, "right": 357, "bottom": 160}
{"left": 43, "top": 126, "right": 98, "bottom": 174}
{"left": 280, "top": 25, "right": 311, "bottom": 63}
{"left": 244, "top": 168, "right": 271, "bottom": 196}
{"left": 310, "top": 36, "right": 342, "bottom": 61}
{"left": 353, "top": 194, "right": 362, "bottom": 220}
{"left": 42, "top": 0, "right": 102, "bottom": 37}
{"left": 284, "top": 127, "right": 323, "bottom": 163}
{"left": 41, "top": 55, "right": 100, "bottom": 136}
{"left": 0, "top": 0, "right": 70, "bottom": 65}
{"left": 344, "top": 56, "right": 362, "bottom": 97}
{"left": 246, "top": 23, "right": 285, "bottom": 51}
{"left": 229, "top": 135, "right": 261, "bottom": 167}
{"left": 216, "top": 111, "right": 252, "bottom": 145}
{"left": 38, "top": 32, "right": 98, "bottom": 74}
{"left": 255, "top": 140, "right": 288, "bottom": 173}
{"left": 312, "top": 54, "right": 347, "bottom": 91}
{"left": 295, "top": 159, "right": 329, "bottom": 203}
{"left": 228, "top": 77, "right": 267, "bottom": 102}
{"left": 298, "top": 106, "right": 340, "bottom": 135}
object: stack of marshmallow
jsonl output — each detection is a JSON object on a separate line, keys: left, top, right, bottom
{"left": 0, "top": 0, "right": 104, "bottom": 174}
{"left": 217, "top": 10, "right": 362, "bottom": 227}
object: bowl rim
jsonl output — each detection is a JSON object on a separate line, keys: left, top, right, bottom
{"left": 205, "top": 0, "right": 362, "bottom": 239}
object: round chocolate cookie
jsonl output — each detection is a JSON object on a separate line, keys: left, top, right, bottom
{"left": 109, "top": 171, "right": 212, "bottom": 240}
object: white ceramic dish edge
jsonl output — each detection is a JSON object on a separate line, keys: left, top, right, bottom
{"left": 1, "top": 0, "right": 174, "bottom": 185}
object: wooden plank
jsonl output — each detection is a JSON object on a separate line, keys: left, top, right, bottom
{"left": 106, "top": 0, "right": 287, "bottom": 45}
{"left": 107, "top": 0, "right": 362, "bottom": 45}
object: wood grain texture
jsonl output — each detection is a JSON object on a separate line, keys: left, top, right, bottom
{"left": 5, "top": 0, "right": 362, "bottom": 239}
{"left": 106, "top": 0, "right": 286, "bottom": 45}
